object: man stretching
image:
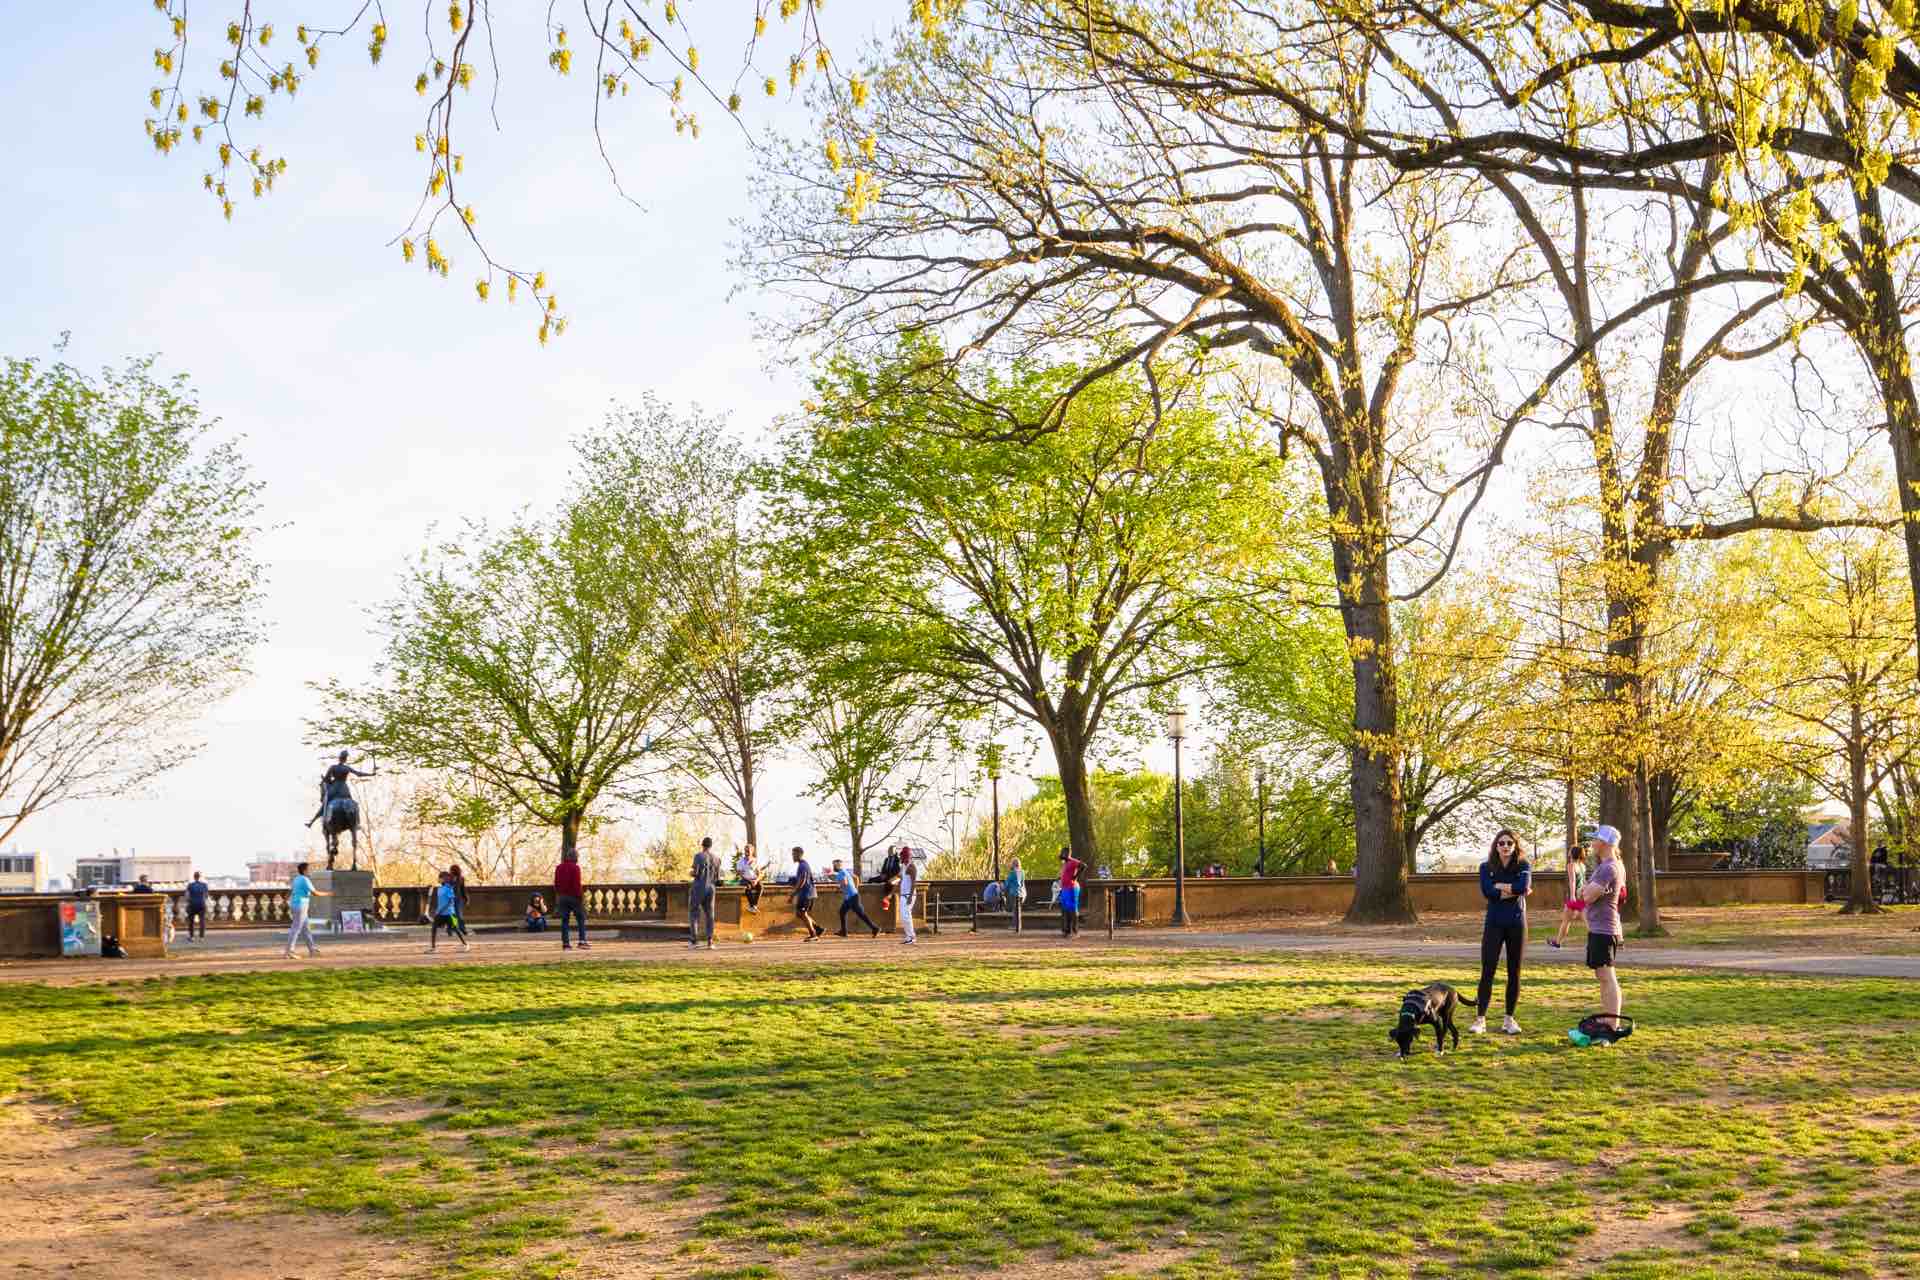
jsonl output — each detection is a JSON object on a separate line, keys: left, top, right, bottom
{"left": 831, "top": 858, "right": 879, "bottom": 938}
{"left": 1057, "top": 845, "right": 1085, "bottom": 938}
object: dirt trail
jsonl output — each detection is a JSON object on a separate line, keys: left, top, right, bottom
{"left": 0, "top": 1099, "right": 423, "bottom": 1279}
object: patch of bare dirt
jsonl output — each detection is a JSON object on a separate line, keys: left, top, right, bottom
{"left": 923, "top": 1244, "right": 1199, "bottom": 1279}
{"left": 351, "top": 1099, "right": 441, "bottom": 1125}
{"left": 1605, "top": 1204, "right": 1700, "bottom": 1255}
{"left": 0, "top": 1098, "right": 425, "bottom": 1279}
{"left": 1440, "top": 1159, "right": 1568, "bottom": 1187}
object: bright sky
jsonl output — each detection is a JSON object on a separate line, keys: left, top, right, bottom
{"left": 2, "top": 0, "right": 1006, "bottom": 881}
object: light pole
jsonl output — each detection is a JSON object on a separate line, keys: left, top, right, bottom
{"left": 1254, "top": 760, "right": 1267, "bottom": 877}
{"left": 1168, "top": 704, "right": 1191, "bottom": 926}
{"left": 984, "top": 741, "right": 1004, "bottom": 883}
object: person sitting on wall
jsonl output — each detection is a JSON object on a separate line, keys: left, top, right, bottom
{"left": 525, "top": 894, "right": 550, "bottom": 932}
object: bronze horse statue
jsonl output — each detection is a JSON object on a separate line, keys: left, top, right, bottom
{"left": 308, "top": 750, "right": 377, "bottom": 870}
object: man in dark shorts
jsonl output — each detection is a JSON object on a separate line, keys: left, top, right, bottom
{"left": 790, "top": 846, "right": 823, "bottom": 940}
{"left": 1581, "top": 824, "right": 1626, "bottom": 1026}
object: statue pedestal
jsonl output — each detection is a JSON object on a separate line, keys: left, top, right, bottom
{"left": 310, "top": 869, "right": 377, "bottom": 930}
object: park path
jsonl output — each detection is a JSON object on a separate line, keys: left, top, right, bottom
{"left": 7, "top": 922, "right": 1920, "bottom": 983}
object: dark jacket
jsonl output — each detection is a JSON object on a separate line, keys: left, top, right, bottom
{"left": 1480, "top": 858, "right": 1532, "bottom": 929}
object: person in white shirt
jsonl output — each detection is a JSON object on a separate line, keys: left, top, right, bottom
{"left": 735, "top": 843, "right": 763, "bottom": 913}
{"left": 898, "top": 849, "right": 920, "bottom": 945}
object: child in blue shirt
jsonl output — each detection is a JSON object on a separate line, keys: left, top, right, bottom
{"left": 430, "top": 872, "right": 470, "bottom": 952}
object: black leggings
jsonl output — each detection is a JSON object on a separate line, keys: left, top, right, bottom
{"left": 1477, "top": 920, "right": 1524, "bottom": 1016}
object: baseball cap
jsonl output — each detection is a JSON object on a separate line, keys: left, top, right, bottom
{"left": 1591, "top": 824, "right": 1621, "bottom": 847}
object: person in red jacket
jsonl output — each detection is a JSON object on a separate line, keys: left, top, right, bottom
{"left": 554, "top": 849, "right": 589, "bottom": 950}
{"left": 1057, "top": 845, "right": 1085, "bottom": 938}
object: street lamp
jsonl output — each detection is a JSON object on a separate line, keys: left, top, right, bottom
{"left": 1254, "top": 760, "right": 1268, "bottom": 877}
{"left": 1167, "top": 704, "right": 1191, "bottom": 927}
{"left": 984, "top": 741, "right": 1004, "bottom": 883}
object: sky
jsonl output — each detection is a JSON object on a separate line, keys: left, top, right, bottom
{"left": 1, "top": 0, "right": 1067, "bottom": 881}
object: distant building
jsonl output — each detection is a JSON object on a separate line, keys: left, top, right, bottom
{"left": 248, "top": 857, "right": 300, "bottom": 886}
{"left": 0, "top": 848, "right": 45, "bottom": 893}
{"left": 73, "top": 851, "right": 193, "bottom": 889}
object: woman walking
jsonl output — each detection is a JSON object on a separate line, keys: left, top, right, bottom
{"left": 1470, "top": 830, "right": 1531, "bottom": 1035}
{"left": 1549, "top": 844, "right": 1588, "bottom": 949}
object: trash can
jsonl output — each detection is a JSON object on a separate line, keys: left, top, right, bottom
{"left": 1113, "top": 884, "right": 1142, "bottom": 925}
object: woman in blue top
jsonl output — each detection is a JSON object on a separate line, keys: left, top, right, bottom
{"left": 1470, "top": 830, "right": 1531, "bottom": 1036}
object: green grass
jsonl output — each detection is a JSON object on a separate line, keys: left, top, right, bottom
{"left": 3, "top": 950, "right": 1919, "bottom": 1278}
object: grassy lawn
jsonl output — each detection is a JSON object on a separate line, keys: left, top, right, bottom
{"left": 3, "top": 950, "right": 1918, "bottom": 1278}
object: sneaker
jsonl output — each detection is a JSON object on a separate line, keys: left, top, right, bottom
{"left": 1501, "top": 1016, "right": 1521, "bottom": 1035}
{"left": 689, "top": 941, "right": 701, "bottom": 949}
{"left": 870, "top": 927, "right": 879, "bottom": 938}
{"left": 577, "top": 941, "right": 591, "bottom": 950}
{"left": 707, "top": 940, "right": 715, "bottom": 949}
{"left": 562, "top": 943, "right": 572, "bottom": 951}
{"left": 835, "top": 930, "right": 848, "bottom": 938}
{"left": 1547, "top": 938, "right": 1561, "bottom": 949}
{"left": 1468, "top": 1017, "right": 1487, "bottom": 1035}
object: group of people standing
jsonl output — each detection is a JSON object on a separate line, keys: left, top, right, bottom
{"left": 1469, "top": 825, "right": 1628, "bottom": 1037}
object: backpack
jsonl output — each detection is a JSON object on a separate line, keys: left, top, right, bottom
{"left": 1569, "top": 1013, "right": 1634, "bottom": 1046}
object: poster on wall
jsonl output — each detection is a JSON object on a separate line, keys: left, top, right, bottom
{"left": 60, "top": 901, "right": 102, "bottom": 957}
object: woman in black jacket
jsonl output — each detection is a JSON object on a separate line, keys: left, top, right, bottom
{"left": 1471, "top": 830, "right": 1531, "bottom": 1036}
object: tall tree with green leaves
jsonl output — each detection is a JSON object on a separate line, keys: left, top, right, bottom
{"left": 766, "top": 344, "right": 1313, "bottom": 867}
{"left": 1743, "top": 525, "right": 1920, "bottom": 913}
{"left": 0, "top": 355, "right": 265, "bottom": 846}
{"left": 575, "top": 399, "right": 789, "bottom": 850}
{"left": 311, "top": 488, "right": 685, "bottom": 861}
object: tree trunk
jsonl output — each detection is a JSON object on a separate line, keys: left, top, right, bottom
{"left": 739, "top": 738, "right": 760, "bottom": 850}
{"left": 1647, "top": 770, "right": 1676, "bottom": 872}
{"left": 1849, "top": 184, "right": 1920, "bottom": 689}
{"left": 1563, "top": 777, "right": 1577, "bottom": 862}
{"left": 1845, "top": 741, "right": 1883, "bottom": 914}
{"left": 1634, "top": 762, "right": 1664, "bottom": 935}
{"left": 559, "top": 806, "right": 581, "bottom": 864}
{"left": 1050, "top": 726, "right": 1099, "bottom": 866}
{"left": 1342, "top": 589, "right": 1415, "bottom": 923}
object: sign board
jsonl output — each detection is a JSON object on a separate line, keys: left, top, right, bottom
{"left": 60, "top": 900, "right": 102, "bottom": 957}
{"left": 336, "top": 909, "right": 366, "bottom": 934}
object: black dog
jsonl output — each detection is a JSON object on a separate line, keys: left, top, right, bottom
{"left": 1389, "top": 983, "right": 1463, "bottom": 1058}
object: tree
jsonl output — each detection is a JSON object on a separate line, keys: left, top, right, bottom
{"left": 1743, "top": 526, "right": 1920, "bottom": 913}
{"left": 767, "top": 343, "right": 1311, "bottom": 868}
{"left": 130, "top": 0, "right": 869, "bottom": 339}
{"left": 311, "top": 488, "right": 685, "bottom": 860}
{"left": 577, "top": 399, "right": 787, "bottom": 849}
{"left": 0, "top": 355, "right": 265, "bottom": 847}
{"left": 1232, "top": 576, "right": 1542, "bottom": 876}
{"left": 955, "top": 771, "right": 1171, "bottom": 878}
{"left": 748, "top": 4, "right": 1538, "bottom": 921}
{"left": 793, "top": 676, "right": 941, "bottom": 876}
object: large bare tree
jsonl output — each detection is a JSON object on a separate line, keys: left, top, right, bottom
{"left": 747, "top": 3, "right": 1536, "bottom": 920}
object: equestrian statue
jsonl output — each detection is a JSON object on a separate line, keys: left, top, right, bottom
{"left": 307, "top": 750, "right": 377, "bottom": 870}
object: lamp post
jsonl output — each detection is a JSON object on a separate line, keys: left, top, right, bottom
{"left": 1254, "top": 760, "right": 1267, "bottom": 877}
{"left": 984, "top": 742, "right": 1004, "bottom": 883}
{"left": 1167, "top": 704, "right": 1191, "bottom": 926}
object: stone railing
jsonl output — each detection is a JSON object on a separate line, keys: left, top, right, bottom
{"left": 163, "top": 887, "right": 294, "bottom": 928}
{"left": 375, "top": 882, "right": 673, "bottom": 924}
